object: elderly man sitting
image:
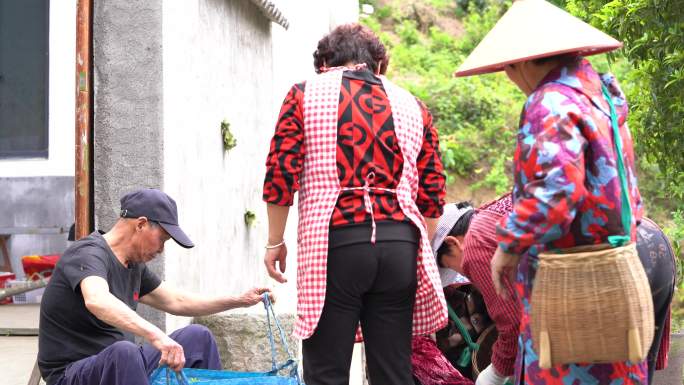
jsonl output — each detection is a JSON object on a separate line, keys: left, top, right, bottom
{"left": 38, "top": 188, "right": 270, "bottom": 385}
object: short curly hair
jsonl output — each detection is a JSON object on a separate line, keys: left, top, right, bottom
{"left": 313, "top": 23, "right": 389, "bottom": 74}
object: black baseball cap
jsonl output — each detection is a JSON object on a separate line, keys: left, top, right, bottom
{"left": 119, "top": 188, "right": 194, "bottom": 248}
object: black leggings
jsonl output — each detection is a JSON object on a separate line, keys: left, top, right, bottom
{"left": 636, "top": 218, "right": 676, "bottom": 384}
{"left": 303, "top": 222, "right": 419, "bottom": 385}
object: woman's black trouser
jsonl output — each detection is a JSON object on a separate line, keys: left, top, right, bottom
{"left": 303, "top": 221, "right": 419, "bottom": 385}
{"left": 637, "top": 218, "right": 676, "bottom": 385}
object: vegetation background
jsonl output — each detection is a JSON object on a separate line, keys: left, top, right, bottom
{"left": 359, "top": 0, "right": 684, "bottom": 329}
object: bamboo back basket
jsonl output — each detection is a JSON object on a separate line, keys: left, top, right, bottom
{"left": 530, "top": 243, "right": 654, "bottom": 368}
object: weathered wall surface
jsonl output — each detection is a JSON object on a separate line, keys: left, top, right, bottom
{"left": 162, "top": 0, "right": 362, "bottom": 381}
{"left": 161, "top": 0, "right": 276, "bottom": 334}
{"left": 0, "top": 177, "right": 74, "bottom": 279}
{"left": 161, "top": 0, "right": 360, "bottom": 327}
{"left": 92, "top": 0, "right": 165, "bottom": 329}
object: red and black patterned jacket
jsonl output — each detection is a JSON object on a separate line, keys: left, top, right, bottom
{"left": 263, "top": 69, "right": 446, "bottom": 227}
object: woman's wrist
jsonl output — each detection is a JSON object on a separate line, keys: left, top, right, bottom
{"left": 268, "top": 234, "right": 284, "bottom": 243}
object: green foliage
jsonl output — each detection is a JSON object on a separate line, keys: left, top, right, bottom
{"left": 221, "top": 119, "right": 236, "bottom": 151}
{"left": 396, "top": 20, "right": 420, "bottom": 45}
{"left": 455, "top": 2, "right": 507, "bottom": 54}
{"left": 455, "top": 0, "right": 487, "bottom": 15}
{"left": 664, "top": 210, "right": 684, "bottom": 259}
{"left": 471, "top": 154, "right": 512, "bottom": 195}
{"left": 426, "top": 0, "right": 454, "bottom": 11}
{"left": 244, "top": 210, "right": 256, "bottom": 227}
{"left": 664, "top": 210, "right": 684, "bottom": 330}
{"left": 374, "top": 5, "right": 393, "bottom": 20}
{"left": 441, "top": 140, "right": 477, "bottom": 182}
{"left": 361, "top": 14, "right": 383, "bottom": 33}
{"left": 362, "top": 0, "right": 519, "bottom": 195}
{"left": 565, "top": 0, "right": 684, "bottom": 203}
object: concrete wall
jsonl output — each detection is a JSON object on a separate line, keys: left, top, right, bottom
{"left": 161, "top": 0, "right": 360, "bottom": 330}
{"left": 92, "top": 0, "right": 165, "bottom": 329}
{"left": 0, "top": 0, "right": 76, "bottom": 178}
{"left": 0, "top": 177, "right": 74, "bottom": 279}
{"left": 161, "top": 0, "right": 276, "bottom": 334}
{"left": 160, "top": 0, "right": 362, "bottom": 379}
{"left": 272, "top": 0, "right": 359, "bottom": 98}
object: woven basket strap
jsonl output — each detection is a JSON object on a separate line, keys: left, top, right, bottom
{"left": 601, "top": 84, "right": 632, "bottom": 247}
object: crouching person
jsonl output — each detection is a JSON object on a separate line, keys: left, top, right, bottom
{"left": 38, "top": 188, "right": 270, "bottom": 385}
{"left": 435, "top": 195, "right": 674, "bottom": 385}
{"left": 432, "top": 195, "right": 519, "bottom": 385}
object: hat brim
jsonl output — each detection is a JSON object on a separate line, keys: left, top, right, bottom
{"left": 453, "top": 44, "right": 620, "bottom": 77}
{"left": 452, "top": 0, "right": 622, "bottom": 78}
{"left": 159, "top": 222, "right": 195, "bottom": 249}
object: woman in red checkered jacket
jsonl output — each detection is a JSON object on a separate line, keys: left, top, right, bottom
{"left": 262, "top": 23, "right": 448, "bottom": 385}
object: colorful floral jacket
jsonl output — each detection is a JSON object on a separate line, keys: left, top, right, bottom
{"left": 497, "top": 57, "right": 643, "bottom": 254}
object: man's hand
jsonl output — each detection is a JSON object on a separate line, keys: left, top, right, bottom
{"left": 491, "top": 246, "right": 520, "bottom": 300}
{"left": 264, "top": 243, "right": 287, "bottom": 283}
{"left": 150, "top": 332, "right": 185, "bottom": 372}
{"left": 475, "top": 363, "right": 508, "bottom": 385}
{"left": 239, "top": 287, "right": 273, "bottom": 307}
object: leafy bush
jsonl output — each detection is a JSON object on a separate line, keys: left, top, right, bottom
{"left": 455, "top": 2, "right": 507, "bottom": 54}
{"left": 471, "top": 154, "right": 512, "bottom": 195}
{"left": 396, "top": 20, "right": 420, "bottom": 45}
{"left": 440, "top": 140, "right": 477, "bottom": 181}
{"left": 455, "top": 0, "right": 488, "bottom": 16}
{"left": 565, "top": 0, "right": 684, "bottom": 203}
{"left": 362, "top": 0, "right": 519, "bottom": 196}
{"left": 664, "top": 210, "right": 684, "bottom": 331}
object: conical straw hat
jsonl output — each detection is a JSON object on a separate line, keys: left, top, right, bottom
{"left": 454, "top": 0, "right": 622, "bottom": 77}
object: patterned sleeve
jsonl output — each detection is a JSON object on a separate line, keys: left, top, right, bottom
{"left": 415, "top": 99, "right": 446, "bottom": 218}
{"left": 262, "top": 83, "right": 306, "bottom": 206}
{"left": 496, "top": 90, "right": 588, "bottom": 255}
{"left": 463, "top": 211, "right": 520, "bottom": 376}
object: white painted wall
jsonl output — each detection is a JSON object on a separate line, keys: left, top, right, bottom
{"left": 162, "top": 0, "right": 278, "bottom": 334}
{"left": 163, "top": 0, "right": 362, "bottom": 381}
{"left": 162, "top": 0, "right": 358, "bottom": 327}
{"left": 0, "top": 0, "right": 76, "bottom": 177}
{"left": 272, "top": 0, "right": 359, "bottom": 101}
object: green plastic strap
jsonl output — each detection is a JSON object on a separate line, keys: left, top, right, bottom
{"left": 601, "top": 84, "right": 632, "bottom": 247}
{"left": 446, "top": 304, "right": 479, "bottom": 352}
{"left": 457, "top": 347, "right": 472, "bottom": 368}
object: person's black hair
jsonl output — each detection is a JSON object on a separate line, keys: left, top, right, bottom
{"left": 530, "top": 53, "right": 578, "bottom": 65}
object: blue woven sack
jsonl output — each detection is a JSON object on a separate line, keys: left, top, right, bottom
{"left": 149, "top": 294, "right": 302, "bottom": 385}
